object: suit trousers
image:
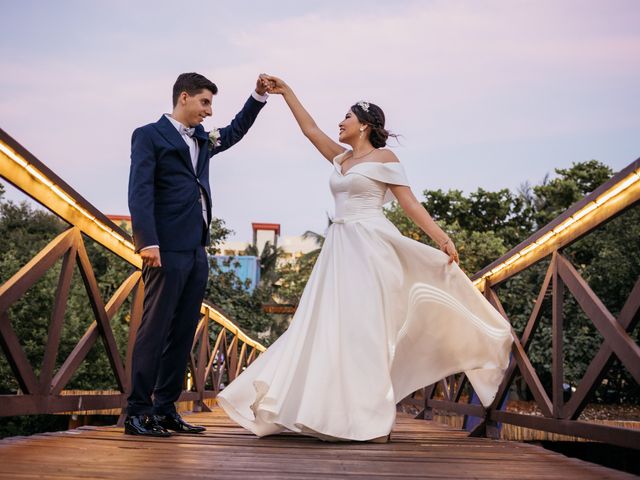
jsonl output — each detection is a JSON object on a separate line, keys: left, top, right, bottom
{"left": 127, "top": 246, "right": 209, "bottom": 416}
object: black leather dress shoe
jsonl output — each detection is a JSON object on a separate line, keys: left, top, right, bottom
{"left": 124, "top": 414, "right": 171, "bottom": 437}
{"left": 155, "top": 412, "right": 206, "bottom": 433}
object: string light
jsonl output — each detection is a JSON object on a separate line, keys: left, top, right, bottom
{"left": 473, "top": 168, "right": 640, "bottom": 288}
{"left": 1, "top": 141, "right": 135, "bottom": 249}
{"left": 0, "top": 143, "right": 28, "bottom": 167}
{"left": 51, "top": 185, "right": 76, "bottom": 207}
{"left": 519, "top": 243, "right": 539, "bottom": 256}
{"left": 504, "top": 253, "right": 521, "bottom": 266}
{"left": 595, "top": 173, "right": 638, "bottom": 205}
{"left": 534, "top": 231, "right": 555, "bottom": 246}
{"left": 571, "top": 202, "right": 597, "bottom": 222}
{"left": 552, "top": 216, "right": 576, "bottom": 234}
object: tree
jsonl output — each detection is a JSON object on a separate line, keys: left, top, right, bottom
{"left": 522, "top": 161, "right": 636, "bottom": 402}
{"left": 277, "top": 229, "right": 326, "bottom": 305}
{"left": 384, "top": 187, "right": 525, "bottom": 274}
{"left": 242, "top": 241, "right": 284, "bottom": 288}
{"left": 527, "top": 160, "right": 613, "bottom": 226}
{"left": 485, "top": 161, "right": 637, "bottom": 403}
{"left": 0, "top": 197, "right": 133, "bottom": 394}
{"left": 204, "top": 219, "right": 281, "bottom": 343}
{"left": 0, "top": 192, "right": 132, "bottom": 437}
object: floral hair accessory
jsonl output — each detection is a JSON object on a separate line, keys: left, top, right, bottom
{"left": 357, "top": 101, "right": 370, "bottom": 112}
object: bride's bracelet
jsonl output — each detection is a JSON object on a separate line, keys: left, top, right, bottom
{"left": 438, "top": 237, "right": 452, "bottom": 249}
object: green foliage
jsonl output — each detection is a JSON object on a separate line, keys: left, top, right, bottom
{"left": 384, "top": 205, "right": 510, "bottom": 275}
{"left": 205, "top": 219, "right": 281, "bottom": 344}
{"left": 276, "top": 230, "right": 324, "bottom": 305}
{"left": 494, "top": 206, "right": 640, "bottom": 404}
{"left": 384, "top": 182, "right": 539, "bottom": 275}
{"left": 242, "top": 241, "right": 284, "bottom": 287}
{"left": 0, "top": 211, "right": 131, "bottom": 392}
{"left": 417, "top": 187, "right": 535, "bottom": 247}
{"left": 0, "top": 415, "right": 69, "bottom": 438}
{"left": 0, "top": 194, "right": 132, "bottom": 437}
{"left": 527, "top": 160, "right": 613, "bottom": 226}
{"left": 562, "top": 207, "right": 639, "bottom": 403}
{"left": 482, "top": 161, "right": 636, "bottom": 404}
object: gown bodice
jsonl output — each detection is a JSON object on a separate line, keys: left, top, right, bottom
{"left": 330, "top": 152, "right": 410, "bottom": 222}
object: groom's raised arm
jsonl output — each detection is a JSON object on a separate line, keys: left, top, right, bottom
{"left": 128, "top": 127, "right": 159, "bottom": 252}
{"left": 211, "top": 91, "right": 267, "bottom": 155}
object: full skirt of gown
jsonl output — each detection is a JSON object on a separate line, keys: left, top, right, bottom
{"left": 217, "top": 155, "right": 513, "bottom": 441}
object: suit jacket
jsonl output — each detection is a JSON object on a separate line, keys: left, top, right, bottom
{"left": 128, "top": 96, "right": 265, "bottom": 252}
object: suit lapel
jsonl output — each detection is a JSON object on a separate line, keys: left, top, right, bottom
{"left": 194, "top": 125, "right": 209, "bottom": 176}
{"left": 154, "top": 115, "right": 195, "bottom": 174}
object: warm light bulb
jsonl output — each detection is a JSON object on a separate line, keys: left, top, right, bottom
{"left": 0, "top": 143, "right": 29, "bottom": 168}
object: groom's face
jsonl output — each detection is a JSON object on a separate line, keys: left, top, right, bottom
{"left": 181, "top": 89, "right": 214, "bottom": 127}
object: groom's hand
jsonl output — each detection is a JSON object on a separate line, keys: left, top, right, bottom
{"left": 255, "top": 74, "right": 269, "bottom": 96}
{"left": 140, "top": 247, "right": 162, "bottom": 267}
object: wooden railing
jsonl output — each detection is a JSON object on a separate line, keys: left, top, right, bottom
{"left": 2, "top": 125, "right": 638, "bottom": 449}
{"left": 0, "top": 128, "right": 265, "bottom": 417}
{"left": 401, "top": 158, "right": 640, "bottom": 449}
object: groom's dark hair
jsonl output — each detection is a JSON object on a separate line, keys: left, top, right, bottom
{"left": 172, "top": 73, "right": 218, "bottom": 107}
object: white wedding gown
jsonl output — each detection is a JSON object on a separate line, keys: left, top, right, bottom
{"left": 217, "top": 152, "right": 513, "bottom": 441}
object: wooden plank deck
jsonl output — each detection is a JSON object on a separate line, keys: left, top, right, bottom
{"left": 0, "top": 407, "right": 634, "bottom": 479}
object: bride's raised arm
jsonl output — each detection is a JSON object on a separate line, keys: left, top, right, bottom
{"left": 262, "top": 75, "right": 346, "bottom": 163}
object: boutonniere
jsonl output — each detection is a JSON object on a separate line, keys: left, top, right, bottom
{"left": 208, "top": 128, "right": 221, "bottom": 151}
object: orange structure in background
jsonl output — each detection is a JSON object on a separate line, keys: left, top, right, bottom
{"left": 107, "top": 215, "right": 132, "bottom": 233}
{"left": 252, "top": 222, "right": 280, "bottom": 250}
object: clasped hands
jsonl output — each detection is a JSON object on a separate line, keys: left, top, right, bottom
{"left": 256, "top": 74, "right": 286, "bottom": 95}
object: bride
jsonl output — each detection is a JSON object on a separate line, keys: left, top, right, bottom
{"left": 216, "top": 75, "right": 513, "bottom": 442}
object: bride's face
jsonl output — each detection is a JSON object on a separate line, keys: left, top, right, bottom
{"left": 338, "top": 110, "right": 364, "bottom": 143}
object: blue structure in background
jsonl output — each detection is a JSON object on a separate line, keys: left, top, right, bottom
{"left": 212, "top": 255, "right": 261, "bottom": 292}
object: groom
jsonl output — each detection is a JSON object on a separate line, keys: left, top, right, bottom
{"left": 125, "top": 72, "right": 269, "bottom": 436}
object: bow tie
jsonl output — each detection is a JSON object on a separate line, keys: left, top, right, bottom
{"left": 179, "top": 125, "right": 195, "bottom": 137}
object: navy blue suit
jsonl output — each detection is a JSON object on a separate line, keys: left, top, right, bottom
{"left": 127, "top": 95, "right": 265, "bottom": 416}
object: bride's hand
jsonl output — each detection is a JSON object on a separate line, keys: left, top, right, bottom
{"left": 260, "top": 74, "right": 290, "bottom": 95}
{"left": 440, "top": 238, "right": 459, "bottom": 265}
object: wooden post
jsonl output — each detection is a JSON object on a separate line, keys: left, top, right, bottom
{"left": 552, "top": 253, "right": 564, "bottom": 418}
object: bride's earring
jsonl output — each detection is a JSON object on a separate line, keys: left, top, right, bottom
{"left": 359, "top": 127, "right": 365, "bottom": 138}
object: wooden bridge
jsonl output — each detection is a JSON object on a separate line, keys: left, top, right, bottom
{"left": 0, "top": 409, "right": 634, "bottom": 479}
{"left": 0, "top": 128, "right": 639, "bottom": 478}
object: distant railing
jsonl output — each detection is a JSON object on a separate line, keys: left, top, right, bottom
{"left": 400, "top": 157, "right": 640, "bottom": 449}
{"left": 0, "top": 128, "right": 265, "bottom": 417}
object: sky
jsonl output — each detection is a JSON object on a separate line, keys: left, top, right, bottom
{"left": 1, "top": 0, "right": 639, "bottom": 241}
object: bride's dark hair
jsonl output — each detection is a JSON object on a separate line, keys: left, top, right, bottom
{"left": 350, "top": 102, "right": 399, "bottom": 148}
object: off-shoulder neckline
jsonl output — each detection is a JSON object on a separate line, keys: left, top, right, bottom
{"left": 334, "top": 150, "right": 400, "bottom": 176}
